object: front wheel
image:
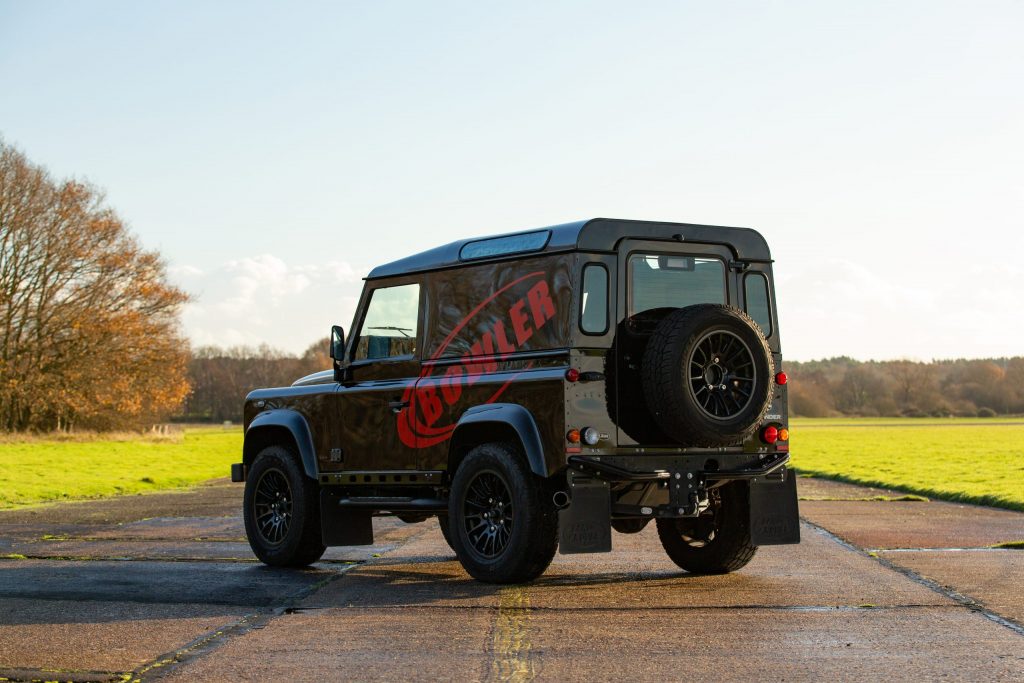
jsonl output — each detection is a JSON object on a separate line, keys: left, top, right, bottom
{"left": 243, "top": 444, "right": 326, "bottom": 567}
{"left": 656, "top": 482, "right": 757, "bottom": 574}
{"left": 448, "top": 442, "right": 558, "bottom": 584}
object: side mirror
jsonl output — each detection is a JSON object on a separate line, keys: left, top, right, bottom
{"left": 330, "top": 325, "right": 345, "bottom": 361}
{"left": 331, "top": 325, "right": 350, "bottom": 383}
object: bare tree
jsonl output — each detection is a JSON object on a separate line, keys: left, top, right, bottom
{"left": 0, "top": 139, "right": 191, "bottom": 431}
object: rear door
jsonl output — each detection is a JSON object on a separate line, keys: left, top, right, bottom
{"left": 614, "top": 239, "right": 737, "bottom": 446}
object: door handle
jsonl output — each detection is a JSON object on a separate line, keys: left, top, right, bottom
{"left": 388, "top": 399, "right": 410, "bottom": 414}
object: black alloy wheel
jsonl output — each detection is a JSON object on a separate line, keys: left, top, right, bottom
{"left": 656, "top": 482, "right": 757, "bottom": 574}
{"left": 253, "top": 468, "right": 293, "bottom": 546}
{"left": 447, "top": 442, "right": 558, "bottom": 583}
{"left": 642, "top": 304, "right": 774, "bottom": 446}
{"left": 243, "top": 444, "right": 326, "bottom": 567}
{"left": 688, "top": 329, "right": 756, "bottom": 420}
{"left": 461, "top": 470, "right": 515, "bottom": 559}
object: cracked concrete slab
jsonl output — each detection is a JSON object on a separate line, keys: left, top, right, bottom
{"left": 800, "top": 499, "right": 1024, "bottom": 549}
{"left": 0, "top": 598, "right": 248, "bottom": 673}
{"left": 878, "top": 548, "right": 1024, "bottom": 625}
{"left": 160, "top": 605, "right": 495, "bottom": 682}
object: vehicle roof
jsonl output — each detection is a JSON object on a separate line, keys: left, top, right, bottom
{"left": 366, "top": 217, "right": 771, "bottom": 279}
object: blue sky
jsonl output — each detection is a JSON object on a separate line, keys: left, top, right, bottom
{"left": 2, "top": 1, "right": 1022, "bottom": 359}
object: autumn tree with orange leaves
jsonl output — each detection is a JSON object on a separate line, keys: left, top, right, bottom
{"left": 0, "top": 139, "right": 191, "bottom": 431}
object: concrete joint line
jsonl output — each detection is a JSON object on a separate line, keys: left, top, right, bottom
{"left": 134, "top": 565, "right": 356, "bottom": 681}
{"left": 802, "top": 518, "right": 1024, "bottom": 638}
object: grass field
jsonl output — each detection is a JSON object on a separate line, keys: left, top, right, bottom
{"left": 1, "top": 418, "right": 1022, "bottom": 513}
{"left": 0, "top": 427, "right": 242, "bottom": 509}
{"left": 791, "top": 417, "right": 1024, "bottom": 511}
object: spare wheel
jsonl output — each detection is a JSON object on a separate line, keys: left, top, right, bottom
{"left": 641, "top": 304, "right": 774, "bottom": 446}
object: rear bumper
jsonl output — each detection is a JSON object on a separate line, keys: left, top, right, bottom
{"left": 558, "top": 451, "right": 800, "bottom": 553}
{"left": 567, "top": 452, "right": 790, "bottom": 483}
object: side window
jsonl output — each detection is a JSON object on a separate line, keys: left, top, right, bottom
{"left": 354, "top": 283, "right": 420, "bottom": 361}
{"left": 744, "top": 273, "right": 772, "bottom": 337}
{"left": 580, "top": 264, "right": 608, "bottom": 334}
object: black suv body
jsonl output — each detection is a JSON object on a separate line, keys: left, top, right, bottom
{"left": 233, "top": 218, "right": 799, "bottom": 583}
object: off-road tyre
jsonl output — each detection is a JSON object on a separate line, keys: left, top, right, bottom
{"left": 244, "top": 444, "right": 326, "bottom": 567}
{"left": 642, "top": 304, "right": 774, "bottom": 446}
{"left": 448, "top": 442, "right": 558, "bottom": 584}
{"left": 656, "top": 482, "right": 757, "bottom": 574}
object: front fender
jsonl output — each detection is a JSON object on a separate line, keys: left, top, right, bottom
{"left": 244, "top": 409, "right": 319, "bottom": 479}
{"left": 451, "top": 403, "right": 548, "bottom": 477}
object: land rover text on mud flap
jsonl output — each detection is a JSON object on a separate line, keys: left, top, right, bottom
{"left": 232, "top": 218, "right": 799, "bottom": 583}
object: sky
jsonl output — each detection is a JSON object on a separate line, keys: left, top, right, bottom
{"left": 2, "top": 1, "right": 1022, "bottom": 361}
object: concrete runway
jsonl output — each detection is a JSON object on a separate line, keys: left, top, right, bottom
{"left": 0, "top": 477, "right": 1021, "bottom": 681}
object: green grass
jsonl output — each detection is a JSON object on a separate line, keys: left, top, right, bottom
{"left": 0, "top": 427, "right": 242, "bottom": 509}
{"left": 791, "top": 417, "right": 1024, "bottom": 511}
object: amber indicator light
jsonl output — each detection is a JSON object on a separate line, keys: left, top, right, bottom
{"left": 566, "top": 428, "right": 581, "bottom": 443}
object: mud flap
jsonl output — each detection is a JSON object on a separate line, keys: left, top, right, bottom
{"left": 558, "top": 478, "right": 612, "bottom": 554}
{"left": 748, "top": 467, "right": 801, "bottom": 545}
{"left": 319, "top": 489, "right": 374, "bottom": 546}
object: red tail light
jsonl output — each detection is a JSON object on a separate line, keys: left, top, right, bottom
{"left": 775, "top": 371, "right": 788, "bottom": 385}
{"left": 762, "top": 425, "right": 779, "bottom": 444}
{"left": 565, "top": 368, "right": 580, "bottom": 382}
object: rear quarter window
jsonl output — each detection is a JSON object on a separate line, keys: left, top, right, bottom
{"left": 743, "top": 273, "right": 772, "bottom": 337}
{"left": 580, "top": 264, "right": 609, "bottom": 334}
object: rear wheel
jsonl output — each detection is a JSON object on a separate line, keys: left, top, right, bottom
{"left": 448, "top": 442, "right": 558, "bottom": 584}
{"left": 656, "top": 482, "right": 757, "bottom": 574}
{"left": 243, "top": 444, "right": 326, "bottom": 567}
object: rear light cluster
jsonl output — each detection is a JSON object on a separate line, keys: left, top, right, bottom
{"left": 566, "top": 427, "right": 600, "bottom": 446}
{"left": 761, "top": 425, "right": 790, "bottom": 444}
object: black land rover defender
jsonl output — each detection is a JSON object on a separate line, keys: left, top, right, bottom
{"left": 232, "top": 218, "right": 799, "bottom": 584}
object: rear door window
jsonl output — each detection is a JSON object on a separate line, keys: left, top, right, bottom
{"left": 629, "top": 254, "right": 726, "bottom": 316}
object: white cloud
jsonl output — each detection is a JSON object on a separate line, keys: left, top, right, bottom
{"left": 777, "top": 257, "right": 1024, "bottom": 361}
{"left": 170, "top": 256, "right": 366, "bottom": 353}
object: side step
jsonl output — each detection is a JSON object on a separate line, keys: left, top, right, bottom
{"left": 319, "top": 490, "right": 447, "bottom": 547}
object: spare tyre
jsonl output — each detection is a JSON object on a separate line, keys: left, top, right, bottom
{"left": 641, "top": 304, "right": 774, "bottom": 446}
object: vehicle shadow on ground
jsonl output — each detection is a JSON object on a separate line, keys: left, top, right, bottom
{"left": 311, "top": 552, "right": 728, "bottom": 608}
{"left": 0, "top": 560, "right": 335, "bottom": 625}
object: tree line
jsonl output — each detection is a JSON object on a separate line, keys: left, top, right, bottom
{"left": 179, "top": 340, "right": 329, "bottom": 423}
{"left": 178, "top": 347, "right": 1024, "bottom": 424}
{"left": 787, "top": 357, "right": 1024, "bottom": 418}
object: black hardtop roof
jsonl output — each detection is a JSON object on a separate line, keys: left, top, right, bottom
{"left": 366, "top": 217, "right": 771, "bottom": 279}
